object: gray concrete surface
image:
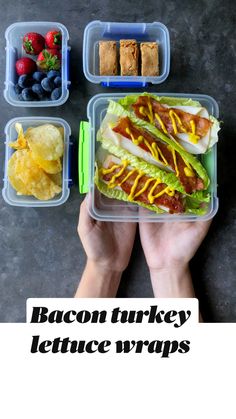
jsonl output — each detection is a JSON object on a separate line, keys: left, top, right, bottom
{"left": 0, "top": 0, "right": 235, "bottom": 322}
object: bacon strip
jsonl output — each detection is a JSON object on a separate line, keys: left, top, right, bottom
{"left": 102, "top": 164, "right": 184, "bottom": 214}
{"left": 112, "top": 117, "right": 204, "bottom": 194}
{"left": 132, "top": 96, "right": 212, "bottom": 137}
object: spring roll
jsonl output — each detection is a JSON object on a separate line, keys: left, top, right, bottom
{"left": 120, "top": 39, "right": 139, "bottom": 76}
{"left": 140, "top": 42, "right": 159, "bottom": 76}
{"left": 99, "top": 41, "right": 118, "bottom": 76}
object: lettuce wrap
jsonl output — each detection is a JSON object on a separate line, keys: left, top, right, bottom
{"left": 95, "top": 147, "right": 209, "bottom": 215}
{"left": 118, "top": 93, "right": 220, "bottom": 155}
{"left": 97, "top": 100, "right": 210, "bottom": 201}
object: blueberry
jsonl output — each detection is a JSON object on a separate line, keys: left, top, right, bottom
{"left": 14, "top": 83, "right": 22, "bottom": 95}
{"left": 47, "top": 70, "right": 61, "bottom": 80}
{"left": 18, "top": 74, "right": 33, "bottom": 89}
{"left": 54, "top": 76, "right": 61, "bottom": 87}
{"left": 18, "top": 93, "right": 24, "bottom": 101}
{"left": 51, "top": 87, "right": 62, "bottom": 101}
{"left": 32, "top": 83, "right": 46, "bottom": 98}
{"left": 21, "top": 88, "right": 37, "bottom": 101}
{"left": 41, "top": 77, "right": 54, "bottom": 92}
{"left": 32, "top": 71, "right": 47, "bottom": 82}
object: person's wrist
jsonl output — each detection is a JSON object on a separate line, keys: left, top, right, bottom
{"left": 86, "top": 259, "right": 123, "bottom": 277}
{"left": 148, "top": 263, "right": 195, "bottom": 298}
{"left": 149, "top": 262, "right": 189, "bottom": 278}
{"left": 75, "top": 259, "right": 122, "bottom": 298}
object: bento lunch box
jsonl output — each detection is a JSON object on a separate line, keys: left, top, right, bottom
{"left": 79, "top": 93, "right": 219, "bottom": 222}
{"left": 4, "top": 21, "right": 71, "bottom": 107}
{"left": 2, "top": 117, "right": 72, "bottom": 207}
{"left": 83, "top": 21, "right": 170, "bottom": 87}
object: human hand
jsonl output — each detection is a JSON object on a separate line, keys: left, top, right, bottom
{"left": 78, "top": 195, "right": 137, "bottom": 273}
{"left": 139, "top": 220, "right": 211, "bottom": 272}
{"left": 139, "top": 219, "right": 211, "bottom": 299}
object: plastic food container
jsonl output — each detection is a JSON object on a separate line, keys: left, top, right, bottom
{"left": 79, "top": 93, "right": 219, "bottom": 222}
{"left": 83, "top": 21, "right": 170, "bottom": 87}
{"left": 2, "top": 117, "right": 72, "bottom": 207}
{"left": 4, "top": 21, "right": 71, "bottom": 107}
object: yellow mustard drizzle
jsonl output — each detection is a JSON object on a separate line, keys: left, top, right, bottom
{"left": 169, "top": 110, "right": 187, "bottom": 134}
{"left": 128, "top": 171, "right": 145, "bottom": 200}
{"left": 188, "top": 120, "right": 200, "bottom": 144}
{"left": 154, "top": 113, "right": 168, "bottom": 133}
{"left": 184, "top": 167, "right": 195, "bottom": 177}
{"left": 139, "top": 106, "right": 146, "bottom": 116}
{"left": 148, "top": 179, "right": 162, "bottom": 203}
{"left": 118, "top": 168, "right": 136, "bottom": 186}
{"left": 169, "top": 147, "right": 179, "bottom": 177}
{"left": 167, "top": 144, "right": 195, "bottom": 178}
{"left": 108, "top": 160, "right": 129, "bottom": 188}
{"left": 133, "top": 177, "right": 155, "bottom": 199}
{"left": 147, "top": 98, "right": 154, "bottom": 123}
{"left": 101, "top": 161, "right": 175, "bottom": 204}
{"left": 143, "top": 138, "right": 157, "bottom": 159}
{"left": 165, "top": 187, "right": 175, "bottom": 197}
{"left": 125, "top": 127, "right": 143, "bottom": 145}
{"left": 139, "top": 99, "right": 153, "bottom": 123}
{"left": 125, "top": 126, "right": 168, "bottom": 166}
{"left": 152, "top": 142, "right": 168, "bottom": 166}
{"left": 147, "top": 180, "right": 175, "bottom": 204}
{"left": 100, "top": 164, "right": 120, "bottom": 175}
{"left": 181, "top": 155, "right": 195, "bottom": 177}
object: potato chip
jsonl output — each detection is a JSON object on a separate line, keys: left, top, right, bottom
{"left": 7, "top": 124, "right": 64, "bottom": 201}
{"left": 9, "top": 123, "right": 28, "bottom": 150}
{"left": 30, "top": 151, "right": 62, "bottom": 174}
{"left": 48, "top": 172, "right": 62, "bottom": 187}
{"left": 26, "top": 124, "right": 64, "bottom": 160}
{"left": 7, "top": 150, "right": 31, "bottom": 195}
{"left": 58, "top": 127, "right": 64, "bottom": 137}
{"left": 17, "top": 151, "right": 62, "bottom": 200}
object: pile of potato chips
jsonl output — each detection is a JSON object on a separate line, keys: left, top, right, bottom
{"left": 8, "top": 123, "right": 64, "bottom": 200}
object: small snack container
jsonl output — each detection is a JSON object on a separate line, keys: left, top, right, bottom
{"left": 83, "top": 21, "right": 170, "bottom": 87}
{"left": 79, "top": 93, "right": 219, "bottom": 222}
{"left": 2, "top": 117, "right": 71, "bottom": 207}
{"left": 4, "top": 22, "right": 71, "bottom": 107}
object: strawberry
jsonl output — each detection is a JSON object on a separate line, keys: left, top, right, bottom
{"left": 23, "top": 32, "right": 45, "bottom": 55}
{"left": 16, "top": 57, "right": 37, "bottom": 75}
{"left": 37, "top": 49, "right": 61, "bottom": 71}
{"left": 45, "top": 30, "right": 61, "bottom": 49}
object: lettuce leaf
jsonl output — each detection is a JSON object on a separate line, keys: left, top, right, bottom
{"left": 209, "top": 115, "right": 220, "bottom": 148}
{"left": 118, "top": 92, "right": 202, "bottom": 109}
{"left": 185, "top": 195, "right": 209, "bottom": 215}
{"left": 107, "top": 100, "right": 210, "bottom": 189}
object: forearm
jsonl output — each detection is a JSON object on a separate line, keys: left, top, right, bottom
{"left": 150, "top": 264, "right": 195, "bottom": 298}
{"left": 75, "top": 260, "right": 122, "bottom": 298}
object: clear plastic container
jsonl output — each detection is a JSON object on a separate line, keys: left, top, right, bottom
{"left": 79, "top": 93, "right": 219, "bottom": 222}
{"left": 4, "top": 21, "right": 71, "bottom": 107}
{"left": 2, "top": 117, "right": 71, "bottom": 207}
{"left": 83, "top": 21, "right": 170, "bottom": 87}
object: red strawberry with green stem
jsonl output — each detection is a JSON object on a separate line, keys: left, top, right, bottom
{"left": 37, "top": 49, "right": 61, "bottom": 71}
{"left": 23, "top": 32, "right": 45, "bottom": 55}
{"left": 16, "top": 57, "right": 37, "bottom": 75}
{"left": 45, "top": 30, "right": 61, "bottom": 49}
